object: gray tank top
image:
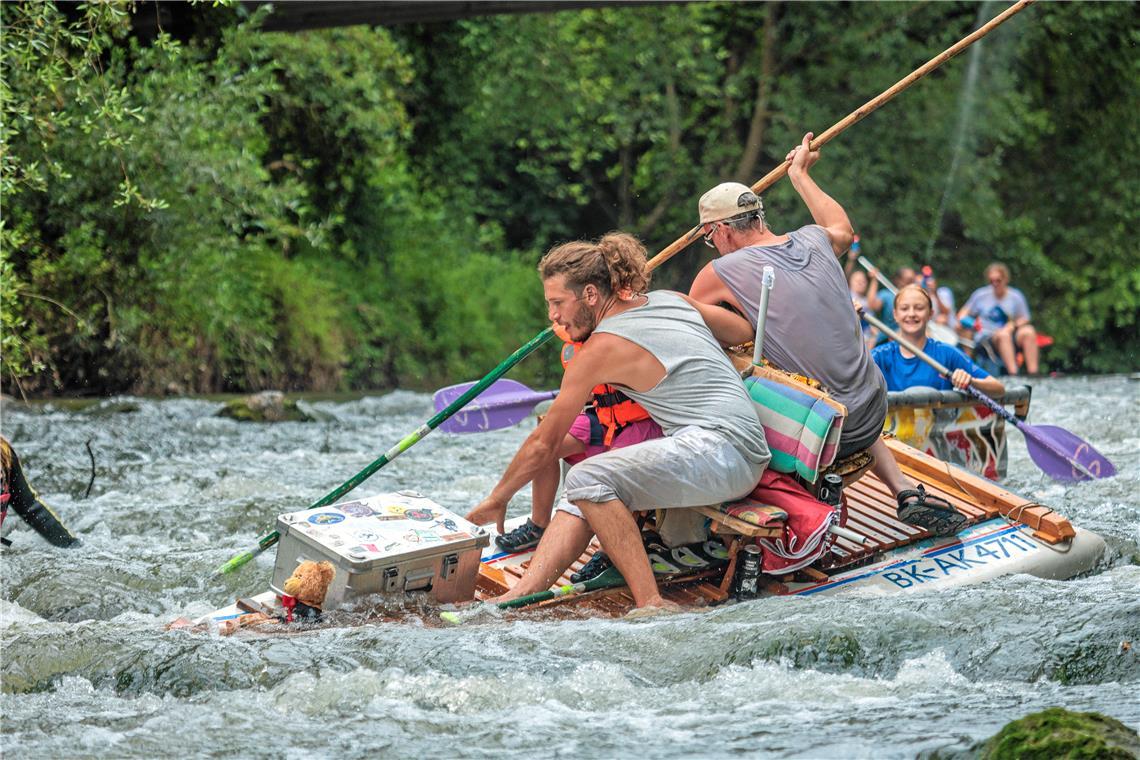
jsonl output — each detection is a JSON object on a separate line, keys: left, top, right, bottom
{"left": 593, "top": 291, "right": 770, "bottom": 466}
{"left": 710, "top": 224, "right": 887, "bottom": 444}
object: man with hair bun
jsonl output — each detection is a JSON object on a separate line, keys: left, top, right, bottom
{"left": 466, "top": 232, "right": 770, "bottom": 611}
{"left": 689, "top": 132, "right": 966, "bottom": 537}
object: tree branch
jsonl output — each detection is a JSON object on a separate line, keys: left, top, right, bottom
{"left": 735, "top": 2, "right": 780, "bottom": 180}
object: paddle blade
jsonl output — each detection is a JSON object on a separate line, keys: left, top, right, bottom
{"left": 440, "top": 400, "right": 536, "bottom": 434}
{"left": 433, "top": 378, "right": 557, "bottom": 434}
{"left": 432, "top": 379, "right": 534, "bottom": 412}
{"left": 1022, "top": 423, "right": 1116, "bottom": 482}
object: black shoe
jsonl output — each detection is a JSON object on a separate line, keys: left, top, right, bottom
{"left": 571, "top": 550, "right": 612, "bottom": 583}
{"left": 495, "top": 518, "right": 545, "bottom": 552}
{"left": 897, "top": 485, "right": 967, "bottom": 537}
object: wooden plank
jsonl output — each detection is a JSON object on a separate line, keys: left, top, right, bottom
{"left": 477, "top": 564, "right": 509, "bottom": 589}
{"left": 798, "top": 567, "right": 830, "bottom": 582}
{"left": 696, "top": 506, "right": 783, "bottom": 538}
{"left": 844, "top": 493, "right": 925, "bottom": 539}
{"left": 837, "top": 513, "right": 898, "bottom": 549}
{"left": 886, "top": 439, "right": 1073, "bottom": 541}
{"left": 842, "top": 499, "right": 912, "bottom": 541}
{"left": 719, "top": 537, "right": 742, "bottom": 595}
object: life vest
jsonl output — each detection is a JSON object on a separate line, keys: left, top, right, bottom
{"left": 555, "top": 326, "right": 652, "bottom": 446}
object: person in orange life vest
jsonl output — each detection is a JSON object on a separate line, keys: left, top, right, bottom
{"left": 493, "top": 311, "right": 664, "bottom": 554}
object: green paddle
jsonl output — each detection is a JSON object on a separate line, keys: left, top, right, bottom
{"left": 438, "top": 565, "right": 628, "bottom": 623}
{"left": 496, "top": 565, "right": 627, "bottom": 609}
{"left": 213, "top": 326, "right": 556, "bottom": 577}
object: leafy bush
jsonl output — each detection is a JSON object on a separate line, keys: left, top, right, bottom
{"left": 2, "top": 2, "right": 1134, "bottom": 399}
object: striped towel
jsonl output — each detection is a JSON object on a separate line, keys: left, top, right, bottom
{"left": 744, "top": 369, "right": 846, "bottom": 484}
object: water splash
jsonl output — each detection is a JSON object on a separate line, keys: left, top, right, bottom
{"left": 924, "top": 1, "right": 995, "bottom": 262}
{"left": 1, "top": 382, "right": 1137, "bottom": 757}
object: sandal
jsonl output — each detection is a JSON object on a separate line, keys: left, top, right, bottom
{"left": 698, "top": 539, "right": 731, "bottom": 562}
{"left": 495, "top": 518, "right": 545, "bottom": 553}
{"left": 897, "top": 485, "right": 967, "bottom": 537}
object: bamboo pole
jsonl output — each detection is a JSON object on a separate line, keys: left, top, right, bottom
{"left": 645, "top": 0, "right": 1034, "bottom": 273}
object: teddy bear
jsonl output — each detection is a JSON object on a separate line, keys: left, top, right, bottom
{"left": 282, "top": 560, "right": 336, "bottom": 621}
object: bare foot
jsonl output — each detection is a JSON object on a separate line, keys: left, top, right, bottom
{"left": 489, "top": 586, "right": 535, "bottom": 604}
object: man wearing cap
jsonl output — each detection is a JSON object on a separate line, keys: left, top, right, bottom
{"left": 688, "top": 132, "right": 965, "bottom": 537}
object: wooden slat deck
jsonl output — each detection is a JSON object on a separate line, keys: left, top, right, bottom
{"left": 475, "top": 438, "right": 1076, "bottom": 609}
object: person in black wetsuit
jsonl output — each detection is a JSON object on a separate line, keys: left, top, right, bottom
{"left": 1, "top": 436, "right": 80, "bottom": 547}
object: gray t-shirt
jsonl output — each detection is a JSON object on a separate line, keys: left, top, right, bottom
{"left": 711, "top": 224, "right": 887, "bottom": 445}
{"left": 962, "top": 285, "right": 1030, "bottom": 335}
{"left": 593, "top": 291, "right": 771, "bottom": 467}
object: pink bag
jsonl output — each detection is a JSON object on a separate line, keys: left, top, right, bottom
{"left": 744, "top": 469, "right": 838, "bottom": 574}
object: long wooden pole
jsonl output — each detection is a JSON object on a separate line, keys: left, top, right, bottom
{"left": 645, "top": 0, "right": 1034, "bottom": 273}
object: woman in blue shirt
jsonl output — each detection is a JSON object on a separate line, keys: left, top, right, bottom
{"left": 873, "top": 285, "right": 1005, "bottom": 395}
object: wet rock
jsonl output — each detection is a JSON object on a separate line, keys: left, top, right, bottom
{"left": 217, "top": 391, "right": 315, "bottom": 423}
{"left": 81, "top": 399, "right": 141, "bottom": 415}
{"left": 978, "top": 707, "right": 1140, "bottom": 759}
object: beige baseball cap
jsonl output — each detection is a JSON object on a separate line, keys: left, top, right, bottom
{"left": 698, "top": 182, "right": 763, "bottom": 224}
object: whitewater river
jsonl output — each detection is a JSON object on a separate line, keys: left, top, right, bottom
{"left": 2, "top": 376, "right": 1138, "bottom": 758}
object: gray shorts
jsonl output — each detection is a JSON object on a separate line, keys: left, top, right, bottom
{"left": 555, "top": 426, "right": 766, "bottom": 518}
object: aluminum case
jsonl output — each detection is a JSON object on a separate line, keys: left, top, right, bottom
{"left": 271, "top": 491, "right": 489, "bottom": 607}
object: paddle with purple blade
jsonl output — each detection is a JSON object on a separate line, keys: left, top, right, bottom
{"left": 863, "top": 312, "right": 1115, "bottom": 483}
{"left": 433, "top": 379, "right": 559, "bottom": 434}
{"left": 961, "top": 386, "right": 1114, "bottom": 481}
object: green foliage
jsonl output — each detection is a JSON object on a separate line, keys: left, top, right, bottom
{"left": 1, "top": 3, "right": 549, "bottom": 395}
{"left": 2, "top": 1, "right": 1135, "bottom": 398}
{"left": 399, "top": 2, "right": 1138, "bottom": 369}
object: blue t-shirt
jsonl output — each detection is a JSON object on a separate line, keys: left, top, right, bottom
{"left": 872, "top": 338, "right": 990, "bottom": 392}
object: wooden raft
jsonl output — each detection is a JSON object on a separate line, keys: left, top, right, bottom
{"left": 474, "top": 438, "right": 1075, "bottom": 610}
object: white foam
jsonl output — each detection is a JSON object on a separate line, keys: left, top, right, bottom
{"left": 0, "top": 598, "right": 46, "bottom": 627}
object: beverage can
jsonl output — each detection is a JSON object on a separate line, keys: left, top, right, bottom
{"left": 735, "top": 544, "right": 763, "bottom": 599}
{"left": 819, "top": 473, "right": 844, "bottom": 507}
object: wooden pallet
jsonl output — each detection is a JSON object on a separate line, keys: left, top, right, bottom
{"left": 474, "top": 438, "right": 1075, "bottom": 610}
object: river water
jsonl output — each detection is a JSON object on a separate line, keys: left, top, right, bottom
{"left": 2, "top": 376, "right": 1138, "bottom": 758}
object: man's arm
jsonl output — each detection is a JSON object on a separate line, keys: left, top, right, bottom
{"left": 786, "top": 132, "right": 854, "bottom": 256}
{"left": 678, "top": 293, "right": 755, "bottom": 346}
{"left": 1011, "top": 290, "right": 1032, "bottom": 328}
{"left": 465, "top": 360, "right": 596, "bottom": 531}
{"left": 689, "top": 262, "right": 745, "bottom": 314}
{"left": 866, "top": 274, "right": 882, "bottom": 312}
{"left": 957, "top": 289, "right": 979, "bottom": 322}
{"left": 927, "top": 278, "right": 950, "bottom": 317}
